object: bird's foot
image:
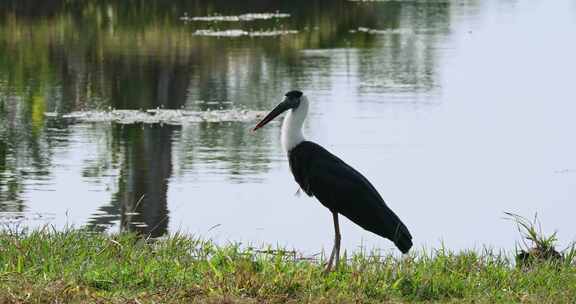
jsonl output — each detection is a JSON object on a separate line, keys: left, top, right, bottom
{"left": 323, "top": 262, "right": 333, "bottom": 274}
{"left": 323, "top": 247, "right": 336, "bottom": 274}
{"left": 323, "top": 259, "right": 339, "bottom": 274}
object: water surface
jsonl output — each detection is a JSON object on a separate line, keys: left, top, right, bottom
{"left": 1, "top": 0, "right": 575, "bottom": 253}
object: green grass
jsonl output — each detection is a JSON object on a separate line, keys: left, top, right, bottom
{"left": 0, "top": 228, "right": 575, "bottom": 303}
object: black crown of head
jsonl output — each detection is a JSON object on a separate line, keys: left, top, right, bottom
{"left": 285, "top": 90, "right": 303, "bottom": 99}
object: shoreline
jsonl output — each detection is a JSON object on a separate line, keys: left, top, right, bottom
{"left": 1, "top": 229, "right": 574, "bottom": 303}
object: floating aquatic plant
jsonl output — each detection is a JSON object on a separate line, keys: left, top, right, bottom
{"left": 180, "top": 12, "right": 290, "bottom": 22}
{"left": 44, "top": 109, "right": 266, "bottom": 124}
{"left": 350, "top": 27, "right": 414, "bottom": 35}
{"left": 192, "top": 29, "right": 298, "bottom": 37}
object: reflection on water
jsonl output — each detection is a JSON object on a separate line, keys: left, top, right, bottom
{"left": 87, "top": 124, "right": 175, "bottom": 237}
{"left": 1, "top": 0, "right": 575, "bottom": 251}
{"left": 1, "top": 0, "right": 449, "bottom": 235}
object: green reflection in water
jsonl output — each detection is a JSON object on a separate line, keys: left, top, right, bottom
{"left": 0, "top": 0, "right": 458, "bottom": 233}
{"left": 86, "top": 124, "right": 174, "bottom": 237}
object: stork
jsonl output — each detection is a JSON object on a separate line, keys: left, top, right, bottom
{"left": 253, "top": 90, "right": 412, "bottom": 272}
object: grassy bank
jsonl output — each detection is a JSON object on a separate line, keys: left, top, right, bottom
{"left": 0, "top": 229, "right": 575, "bottom": 303}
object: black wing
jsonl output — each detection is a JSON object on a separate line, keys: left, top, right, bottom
{"left": 289, "top": 141, "right": 412, "bottom": 253}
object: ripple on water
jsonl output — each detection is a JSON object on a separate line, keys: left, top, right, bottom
{"left": 44, "top": 109, "right": 266, "bottom": 124}
{"left": 0, "top": 211, "right": 56, "bottom": 224}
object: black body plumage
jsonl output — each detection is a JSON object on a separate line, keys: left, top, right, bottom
{"left": 289, "top": 141, "right": 413, "bottom": 253}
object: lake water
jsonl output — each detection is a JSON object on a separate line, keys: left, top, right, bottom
{"left": 1, "top": 0, "right": 575, "bottom": 254}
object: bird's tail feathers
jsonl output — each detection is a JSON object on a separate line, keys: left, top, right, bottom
{"left": 392, "top": 222, "right": 413, "bottom": 254}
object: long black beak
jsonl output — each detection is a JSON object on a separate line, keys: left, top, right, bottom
{"left": 252, "top": 98, "right": 292, "bottom": 131}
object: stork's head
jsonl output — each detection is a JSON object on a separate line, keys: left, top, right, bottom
{"left": 252, "top": 90, "right": 305, "bottom": 131}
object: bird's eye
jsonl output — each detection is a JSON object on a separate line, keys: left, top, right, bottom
{"left": 292, "top": 97, "right": 301, "bottom": 108}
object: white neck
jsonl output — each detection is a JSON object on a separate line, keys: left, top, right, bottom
{"left": 281, "top": 95, "right": 309, "bottom": 152}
